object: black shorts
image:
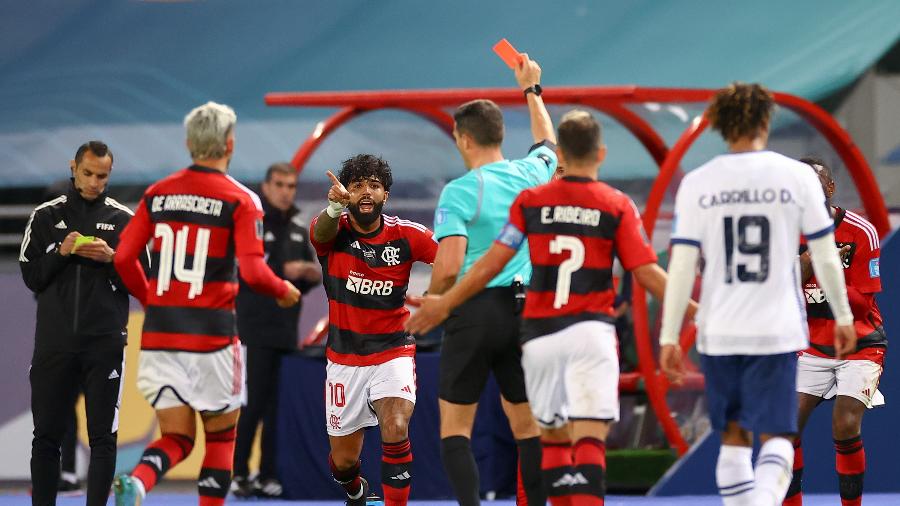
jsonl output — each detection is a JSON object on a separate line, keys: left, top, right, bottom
{"left": 439, "top": 287, "right": 528, "bottom": 404}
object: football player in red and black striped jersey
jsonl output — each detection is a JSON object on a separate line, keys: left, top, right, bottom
{"left": 784, "top": 158, "right": 887, "bottom": 506}
{"left": 113, "top": 102, "right": 299, "bottom": 506}
{"left": 311, "top": 154, "right": 437, "bottom": 506}
{"left": 408, "top": 111, "right": 694, "bottom": 505}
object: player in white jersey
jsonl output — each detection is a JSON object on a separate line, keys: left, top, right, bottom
{"left": 658, "top": 83, "right": 857, "bottom": 506}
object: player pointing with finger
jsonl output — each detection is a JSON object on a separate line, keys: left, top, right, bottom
{"left": 311, "top": 155, "right": 437, "bottom": 506}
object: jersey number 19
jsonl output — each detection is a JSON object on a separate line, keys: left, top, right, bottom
{"left": 723, "top": 215, "right": 770, "bottom": 283}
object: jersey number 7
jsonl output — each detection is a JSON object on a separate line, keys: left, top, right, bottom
{"left": 550, "top": 235, "right": 585, "bottom": 308}
{"left": 723, "top": 215, "right": 770, "bottom": 283}
{"left": 155, "top": 223, "right": 210, "bottom": 299}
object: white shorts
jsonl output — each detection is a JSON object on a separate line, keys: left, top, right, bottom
{"left": 325, "top": 356, "right": 416, "bottom": 436}
{"left": 796, "top": 353, "right": 885, "bottom": 409}
{"left": 137, "top": 341, "right": 244, "bottom": 413}
{"left": 521, "top": 320, "right": 620, "bottom": 429}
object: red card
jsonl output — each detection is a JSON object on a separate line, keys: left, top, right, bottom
{"left": 493, "top": 38, "right": 523, "bottom": 69}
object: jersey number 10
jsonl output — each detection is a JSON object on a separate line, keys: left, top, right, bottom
{"left": 723, "top": 215, "right": 770, "bottom": 283}
{"left": 155, "top": 223, "right": 210, "bottom": 299}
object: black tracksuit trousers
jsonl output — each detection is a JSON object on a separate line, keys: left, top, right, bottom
{"left": 30, "top": 345, "right": 124, "bottom": 506}
{"left": 233, "top": 346, "right": 285, "bottom": 480}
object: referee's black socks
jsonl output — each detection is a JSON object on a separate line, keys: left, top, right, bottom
{"left": 516, "top": 436, "right": 545, "bottom": 506}
{"left": 440, "top": 436, "right": 480, "bottom": 506}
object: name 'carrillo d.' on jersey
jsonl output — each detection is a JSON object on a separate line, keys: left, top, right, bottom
{"left": 697, "top": 187, "right": 795, "bottom": 209}
{"left": 150, "top": 194, "right": 225, "bottom": 216}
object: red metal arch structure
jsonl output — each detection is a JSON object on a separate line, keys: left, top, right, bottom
{"left": 266, "top": 87, "right": 890, "bottom": 456}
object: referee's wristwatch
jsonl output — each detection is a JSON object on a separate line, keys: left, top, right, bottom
{"left": 523, "top": 84, "right": 542, "bottom": 98}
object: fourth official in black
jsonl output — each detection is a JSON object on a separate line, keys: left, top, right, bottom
{"left": 232, "top": 162, "right": 321, "bottom": 498}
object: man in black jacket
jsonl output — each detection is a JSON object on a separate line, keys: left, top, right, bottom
{"left": 20, "top": 141, "right": 144, "bottom": 506}
{"left": 232, "top": 162, "right": 321, "bottom": 498}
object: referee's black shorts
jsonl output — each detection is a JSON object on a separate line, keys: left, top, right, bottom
{"left": 439, "top": 286, "right": 528, "bottom": 404}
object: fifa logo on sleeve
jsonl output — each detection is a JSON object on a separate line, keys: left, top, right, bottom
{"left": 870, "top": 258, "right": 880, "bottom": 278}
{"left": 435, "top": 207, "right": 448, "bottom": 225}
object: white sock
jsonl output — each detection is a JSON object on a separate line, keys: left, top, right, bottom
{"left": 716, "top": 445, "right": 755, "bottom": 506}
{"left": 753, "top": 437, "right": 794, "bottom": 506}
{"left": 133, "top": 476, "right": 147, "bottom": 498}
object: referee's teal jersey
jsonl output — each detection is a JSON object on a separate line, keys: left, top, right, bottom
{"left": 433, "top": 141, "right": 557, "bottom": 287}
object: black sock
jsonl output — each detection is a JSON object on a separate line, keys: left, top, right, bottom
{"left": 516, "top": 437, "right": 544, "bottom": 506}
{"left": 441, "top": 436, "right": 480, "bottom": 506}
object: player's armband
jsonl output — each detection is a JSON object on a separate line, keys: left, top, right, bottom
{"left": 527, "top": 140, "right": 557, "bottom": 168}
{"left": 495, "top": 222, "right": 525, "bottom": 250}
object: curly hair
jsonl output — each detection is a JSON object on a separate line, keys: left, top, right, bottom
{"left": 337, "top": 154, "right": 393, "bottom": 191}
{"left": 707, "top": 82, "right": 774, "bottom": 144}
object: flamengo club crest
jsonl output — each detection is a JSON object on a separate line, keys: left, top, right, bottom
{"left": 381, "top": 245, "right": 401, "bottom": 266}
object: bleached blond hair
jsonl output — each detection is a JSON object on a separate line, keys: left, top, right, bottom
{"left": 184, "top": 101, "right": 237, "bottom": 160}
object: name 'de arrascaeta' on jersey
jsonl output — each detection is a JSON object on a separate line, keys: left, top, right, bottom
{"left": 151, "top": 194, "right": 224, "bottom": 216}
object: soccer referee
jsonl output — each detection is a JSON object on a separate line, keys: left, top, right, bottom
{"left": 428, "top": 54, "right": 556, "bottom": 506}
{"left": 20, "top": 141, "right": 144, "bottom": 506}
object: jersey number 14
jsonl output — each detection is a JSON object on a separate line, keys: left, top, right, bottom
{"left": 155, "top": 223, "right": 210, "bottom": 299}
{"left": 723, "top": 215, "right": 770, "bottom": 283}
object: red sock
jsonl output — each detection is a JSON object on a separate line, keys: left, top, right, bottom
{"left": 382, "top": 439, "right": 412, "bottom": 506}
{"left": 542, "top": 440, "right": 574, "bottom": 506}
{"left": 330, "top": 454, "right": 363, "bottom": 498}
{"left": 198, "top": 425, "right": 236, "bottom": 506}
{"left": 835, "top": 436, "right": 865, "bottom": 506}
{"left": 131, "top": 433, "right": 194, "bottom": 492}
{"left": 783, "top": 438, "right": 803, "bottom": 506}
{"left": 571, "top": 438, "right": 605, "bottom": 506}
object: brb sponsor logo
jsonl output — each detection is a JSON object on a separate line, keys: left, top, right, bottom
{"left": 346, "top": 270, "right": 394, "bottom": 296}
{"left": 804, "top": 287, "right": 827, "bottom": 304}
